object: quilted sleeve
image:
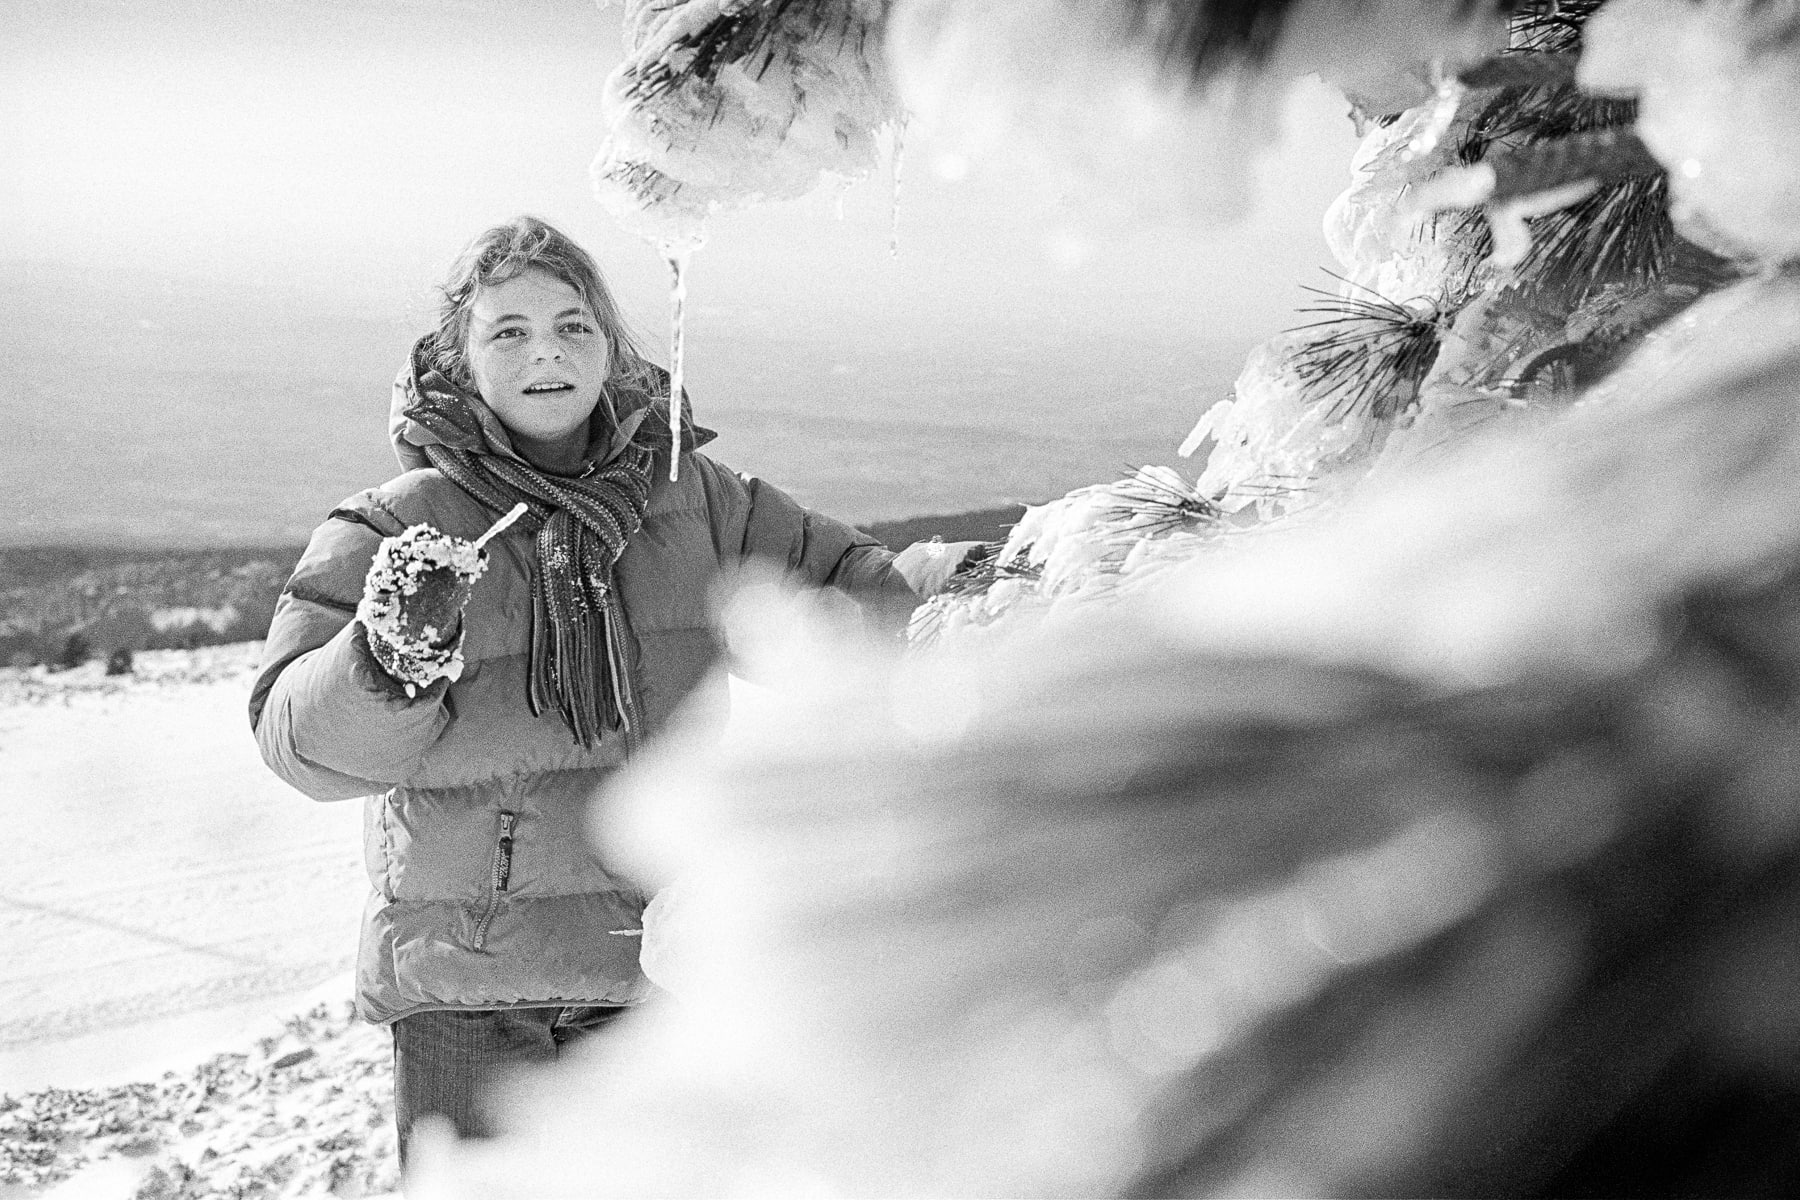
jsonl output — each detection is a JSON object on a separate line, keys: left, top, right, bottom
{"left": 691, "top": 454, "right": 921, "bottom": 628}
{"left": 248, "top": 496, "right": 452, "bottom": 801}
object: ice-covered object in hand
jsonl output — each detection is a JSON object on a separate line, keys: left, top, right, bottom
{"left": 357, "top": 524, "right": 489, "bottom": 694}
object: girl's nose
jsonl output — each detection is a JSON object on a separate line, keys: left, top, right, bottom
{"left": 531, "top": 334, "right": 564, "bottom": 361}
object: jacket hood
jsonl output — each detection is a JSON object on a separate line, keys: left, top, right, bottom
{"left": 388, "top": 335, "right": 715, "bottom": 475}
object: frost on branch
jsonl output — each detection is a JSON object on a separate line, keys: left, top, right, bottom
{"left": 907, "top": 467, "right": 1226, "bottom": 645}
{"left": 919, "top": 1, "right": 1740, "bottom": 645}
{"left": 592, "top": 0, "right": 901, "bottom": 250}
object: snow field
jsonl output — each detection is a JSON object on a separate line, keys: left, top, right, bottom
{"left": 0, "top": 643, "right": 363, "bottom": 1084}
{"left": 1, "top": 644, "right": 390, "bottom": 1196}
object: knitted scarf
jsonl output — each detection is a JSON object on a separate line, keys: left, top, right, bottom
{"left": 396, "top": 339, "right": 690, "bottom": 748}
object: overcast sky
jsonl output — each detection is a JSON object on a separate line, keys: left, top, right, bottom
{"left": 2, "top": 0, "right": 1356, "bottom": 326}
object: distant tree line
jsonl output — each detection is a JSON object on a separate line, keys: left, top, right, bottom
{"left": 0, "top": 546, "right": 300, "bottom": 670}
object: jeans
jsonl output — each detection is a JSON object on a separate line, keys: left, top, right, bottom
{"left": 391, "top": 1004, "right": 628, "bottom": 1167}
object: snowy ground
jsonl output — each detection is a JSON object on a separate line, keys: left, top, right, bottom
{"left": 0, "top": 644, "right": 394, "bottom": 1197}
{"left": 0, "top": 989, "right": 398, "bottom": 1199}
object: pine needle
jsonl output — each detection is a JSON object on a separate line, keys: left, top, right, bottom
{"left": 1103, "top": 468, "right": 1223, "bottom": 538}
{"left": 1287, "top": 274, "right": 1449, "bottom": 423}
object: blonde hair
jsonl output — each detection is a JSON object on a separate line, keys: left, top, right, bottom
{"left": 433, "top": 215, "right": 661, "bottom": 412}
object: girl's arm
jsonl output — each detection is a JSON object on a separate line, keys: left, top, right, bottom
{"left": 692, "top": 454, "right": 980, "bottom": 628}
{"left": 248, "top": 500, "right": 451, "bottom": 801}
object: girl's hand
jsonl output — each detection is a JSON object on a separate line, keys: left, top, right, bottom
{"left": 893, "top": 539, "right": 990, "bottom": 598}
{"left": 373, "top": 556, "right": 477, "bottom": 649}
{"left": 356, "top": 525, "right": 489, "bottom": 696}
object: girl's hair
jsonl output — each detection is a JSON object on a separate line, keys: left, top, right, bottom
{"left": 432, "top": 215, "right": 661, "bottom": 409}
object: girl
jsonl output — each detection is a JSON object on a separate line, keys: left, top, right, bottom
{"left": 249, "top": 215, "right": 974, "bottom": 1162}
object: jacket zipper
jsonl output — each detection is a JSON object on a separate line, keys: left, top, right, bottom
{"left": 471, "top": 810, "right": 516, "bottom": 951}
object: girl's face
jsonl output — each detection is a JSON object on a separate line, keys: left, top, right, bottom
{"left": 465, "top": 267, "right": 611, "bottom": 448}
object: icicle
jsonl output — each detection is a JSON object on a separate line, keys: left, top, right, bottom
{"left": 889, "top": 112, "right": 909, "bottom": 259}
{"left": 664, "top": 248, "right": 690, "bottom": 483}
{"left": 1400, "top": 66, "right": 1466, "bottom": 164}
{"left": 472, "top": 502, "right": 529, "bottom": 552}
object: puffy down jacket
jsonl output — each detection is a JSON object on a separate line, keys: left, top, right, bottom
{"left": 250, "top": 401, "right": 929, "bottom": 1023}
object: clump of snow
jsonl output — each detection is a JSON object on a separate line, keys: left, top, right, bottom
{"left": 1000, "top": 466, "right": 1206, "bottom": 591}
{"left": 1185, "top": 335, "right": 1384, "bottom": 516}
{"left": 1322, "top": 101, "right": 1481, "bottom": 308}
{"left": 909, "top": 570, "right": 1051, "bottom": 645}
{"left": 592, "top": 0, "right": 898, "bottom": 252}
{"left": 911, "top": 467, "right": 1231, "bottom": 645}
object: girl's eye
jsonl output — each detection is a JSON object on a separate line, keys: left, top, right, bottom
{"left": 560, "top": 322, "right": 594, "bottom": 335}
{"left": 494, "top": 327, "right": 523, "bottom": 340}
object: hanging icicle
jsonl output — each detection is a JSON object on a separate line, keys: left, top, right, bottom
{"left": 665, "top": 249, "right": 690, "bottom": 483}
{"left": 889, "top": 111, "right": 909, "bottom": 259}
